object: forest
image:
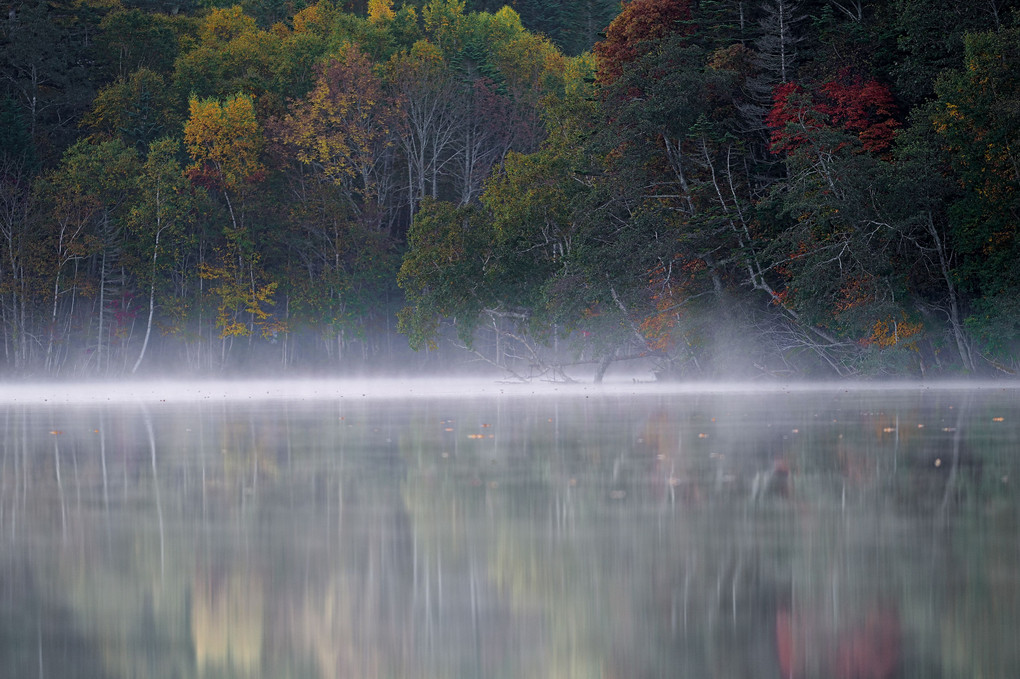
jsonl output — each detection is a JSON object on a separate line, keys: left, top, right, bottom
{"left": 1, "top": 0, "right": 1018, "bottom": 379}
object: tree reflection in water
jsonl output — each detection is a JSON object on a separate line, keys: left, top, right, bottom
{"left": 0, "top": 387, "right": 1018, "bottom": 678}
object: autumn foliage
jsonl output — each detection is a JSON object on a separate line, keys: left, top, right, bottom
{"left": 277, "top": 44, "right": 395, "bottom": 192}
{"left": 593, "top": 0, "right": 694, "bottom": 84}
{"left": 767, "top": 72, "right": 900, "bottom": 155}
{"left": 3, "top": 0, "right": 1017, "bottom": 377}
{"left": 184, "top": 94, "right": 265, "bottom": 192}
{"left": 639, "top": 256, "right": 704, "bottom": 351}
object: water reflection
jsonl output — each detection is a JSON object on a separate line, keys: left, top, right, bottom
{"left": 1, "top": 387, "right": 1018, "bottom": 678}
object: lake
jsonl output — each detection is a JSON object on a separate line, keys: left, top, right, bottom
{"left": 1, "top": 380, "right": 1018, "bottom": 678}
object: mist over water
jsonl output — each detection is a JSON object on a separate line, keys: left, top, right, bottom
{"left": 2, "top": 382, "right": 1019, "bottom": 678}
{"left": 3, "top": 375, "right": 1015, "bottom": 405}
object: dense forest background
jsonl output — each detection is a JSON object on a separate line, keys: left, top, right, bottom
{"left": 1, "top": 0, "right": 1018, "bottom": 379}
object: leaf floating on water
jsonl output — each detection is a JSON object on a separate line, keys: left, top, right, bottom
{"left": 481, "top": 423, "right": 491, "bottom": 428}
{"left": 49, "top": 430, "right": 62, "bottom": 435}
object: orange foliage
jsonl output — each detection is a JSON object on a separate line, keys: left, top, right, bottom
{"left": 865, "top": 316, "right": 922, "bottom": 349}
{"left": 835, "top": 275, "right": 875, "bottom": 312}
{"left": 639, "top": 255, "right": 703, "bottom": 350}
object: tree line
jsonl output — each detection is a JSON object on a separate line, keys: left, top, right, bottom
{"left": 2, "top": 0, "right": 1018, "bottom": 379}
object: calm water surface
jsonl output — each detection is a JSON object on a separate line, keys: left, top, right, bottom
{"left": 1, "top": 383, "right": 1018, "bottom": 678}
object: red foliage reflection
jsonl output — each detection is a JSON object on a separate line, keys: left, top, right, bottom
{"left": 777, "top": 603, "right": 901, "bottom": 679}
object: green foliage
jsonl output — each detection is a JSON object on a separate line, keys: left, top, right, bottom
{"left": 94, "top": 8, "right": 183, "bottom": 80}
{"left": 1, "top": 0, "right": 99, "bottom": 165}
{"left": 128, "top": 137, "right": 201, "bottom": 305}
{"left": 422, "top": 0, "right": 466, "bottom": 51}
{"left": 397, "top": 199, "right": 492, "bottom": 349}
{"left": 931, "top": 25, "right": 1020, "bottom": 358}
{"left": 882, "top": 0, "right": 1017, "bottom": 108}
{"left": 6, "top": 0, "right": 1020, "bottom": 376}
{"left": 84, "top": 69, "right": 182, "bottom": 150}
{"left": 172, "top": 4, "right": 319, "bottom": 106}
{"left": 0, "top": 96, "right": 36, "bottom": 170}
{"left": 480, "top": 149, "right": 574, "bottom": 321}
{"left": 45, "top": 138, "right": 141, "bottom": 233}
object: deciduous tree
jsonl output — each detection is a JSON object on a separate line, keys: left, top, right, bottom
{"left": 39, "top": 139, "right": 139, "bottom": 373}
{"left": 385, "top": 40, "right": 462, "bottom": 222}
{"left": 128, "top": 137, "right": 200, "bottom": 373}
{"left": 184, "top": 93, "right": 277, "bottom": 361}
{"left": 767, "top": 72, "right": 899, "bottom": 155}
{"left": 277, "top": 43, "right": 398, "bottom": 232}
{"left": 931, "top": 26, "right": 1020, "bottom": 363}
{"left": 83, "top": 68, "right": 181, "bottom": 151}
{"left": 594, "top": 0, "right": 694, "bottom": 85}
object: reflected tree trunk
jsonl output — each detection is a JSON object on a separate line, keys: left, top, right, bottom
{"left": 144, "top": 409, "right": 165, "bottom": 584}
{"left": 54, "top": 437, "right": 66, "bottom": 542}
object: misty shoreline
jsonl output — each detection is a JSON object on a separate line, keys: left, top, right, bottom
{"left": 1, "top": 376, "right": 1017, "bottom": 405}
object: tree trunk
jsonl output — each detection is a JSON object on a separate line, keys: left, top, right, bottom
{"left": 45, "top": 267, "right": 61, "bottom": 373}
{"left": 133, "top": 277, "right": 157, "bottom": 374}
{"left": 133, "top": 190, "right": 164, "bottom": 374}
{"left": 926, "top": 212, "right": 974, "bottom": 372}
{"left": 97, "top": 249, "right": 106, "bottom": 374}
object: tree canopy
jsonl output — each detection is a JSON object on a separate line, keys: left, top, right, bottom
{"left": 1, "top": 0, "right": 1019, "bottom": 379}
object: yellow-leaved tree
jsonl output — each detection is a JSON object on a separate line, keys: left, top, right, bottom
{"left": 368, "top": 0, "right": 395, "bottom": 23}
{"left": 277, "top": 42, "right": 397, "bottom": 231}
{"left": 184, "top": 93, "right": 280, "bottom": 354}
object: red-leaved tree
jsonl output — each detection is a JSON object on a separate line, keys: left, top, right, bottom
{"left": 767, "top": 71, "right": 900, "bottom": 155}
{"left": 593, "top": 0, "right": 694, "bottom": 85}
